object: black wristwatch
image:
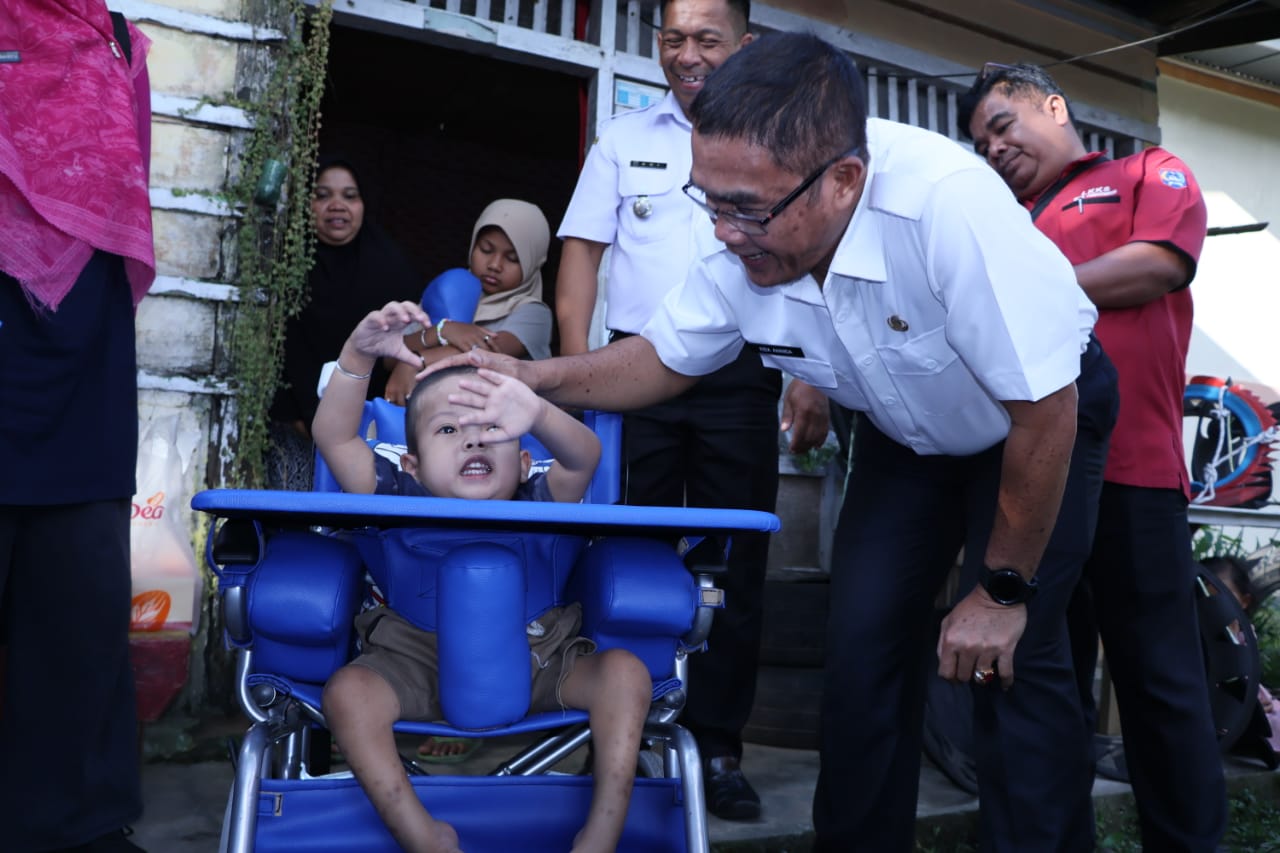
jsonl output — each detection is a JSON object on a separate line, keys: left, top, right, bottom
{"left": 980, "top": 567, "right": 1039, "bottom": 606}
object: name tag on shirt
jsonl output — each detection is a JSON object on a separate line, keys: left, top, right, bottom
{"left": 0, "top": 51, "right": 20, "bottom": 63}
{"left": 749, "top": 343, "right": 805, "bottom": 358}
{"left": 630, "top": 160, "right": 667, "bottom": 169}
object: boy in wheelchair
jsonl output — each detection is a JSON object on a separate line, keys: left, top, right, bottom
{"left": 312, "top": 301, "right": 654, "bottom": 853}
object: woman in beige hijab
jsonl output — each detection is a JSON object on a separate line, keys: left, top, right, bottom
{"left": 385, "top": 199, "right": 552, "bottom": 405}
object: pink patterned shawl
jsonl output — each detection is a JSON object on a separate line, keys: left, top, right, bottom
{"left": 0, "top": 0, "right": 155, "bottom": 311}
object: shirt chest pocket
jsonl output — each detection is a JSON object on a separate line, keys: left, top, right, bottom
{"left": 875, "top": 326, "right": 966, "bottom": 416}
{"left": 617, "top": 167, "right": 685, "bottom": 244}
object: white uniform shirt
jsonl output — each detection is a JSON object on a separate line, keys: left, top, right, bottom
{"left": 557, "top": 92, "right": 700, "bottom": 334}
{"left": 641, "top": 118, "right": 1097, "bottom": 456}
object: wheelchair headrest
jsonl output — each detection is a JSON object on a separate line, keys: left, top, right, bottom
{"left": 422, "top": 267, "right": 482, "bottom": 323}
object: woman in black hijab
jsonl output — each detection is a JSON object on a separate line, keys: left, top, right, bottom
{"left": 267, "top": 157, "right": 420, "bottom": 488}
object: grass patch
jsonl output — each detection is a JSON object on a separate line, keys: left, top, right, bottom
{"left": 1101, "top": 786, "right": 1280, "bottom": 851}
{"left": 913, "top": 779, "right": 1280, "bottom": 852}
{"left": 1225, "top": 787, "right": 1280, "bottom": 851}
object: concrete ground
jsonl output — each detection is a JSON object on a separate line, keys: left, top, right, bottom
{"left": 127, "top": 719, "right": 1278, "bottom": 852}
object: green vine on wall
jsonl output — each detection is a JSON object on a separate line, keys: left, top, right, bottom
{"left": 225, "top": 0, "right": 333, "bottom": 487}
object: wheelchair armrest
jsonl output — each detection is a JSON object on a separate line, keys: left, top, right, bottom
{"left": 678, "top": 534, "right": 731, "bottom": 576}
{"left": 227, "top": 531, "right": 365, "bottom": 683}
{"left": 684, "top": 574, "right": 725, "bottom": 650}
{"left": 567, "top": 537, "right": 699, "bottom": 678}
{"left": 675, "top": 537, "right": 730, "bottom": 649}
{"left": 208, "top": 518, "right": 266, "bottom": 645}
{"left": 209, "top": 518, "right": 263, "bottom": 569}
{"left": 224, "top": 586, "right": 251, "bottom": 646}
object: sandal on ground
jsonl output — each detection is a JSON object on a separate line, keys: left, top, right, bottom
{"left": 416, "top": 736, "right": 481, "bottom": 764}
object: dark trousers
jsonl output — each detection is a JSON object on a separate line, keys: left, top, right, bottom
{"left": 619, "top": 342, "right": 781, "bottom": 760}
{"left": 812, "top": 340, "right": 1118, "bottom": 852}
{"left": 0, "top": 500, "right": 143, "bottom": 851}
{"left": 1070, "top": 484, "right": 1227, "bottom": 851}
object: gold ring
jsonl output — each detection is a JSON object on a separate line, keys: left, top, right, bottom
{"left": 972, "top": 668, "right": 996, "bottom": 686}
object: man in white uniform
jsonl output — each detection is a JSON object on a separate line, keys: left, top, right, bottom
{"left": 555, "top": 0, "right": 827, "bottom": 820}
{"left": 442, "top": 32, "right": 1118, "bottom": 851}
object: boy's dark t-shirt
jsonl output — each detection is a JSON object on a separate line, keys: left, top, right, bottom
{"left": 372, "top": 453, "right": 553, "bottom": 501}
{"left": 365, "top": 452, "right": 573, "bottom": 634}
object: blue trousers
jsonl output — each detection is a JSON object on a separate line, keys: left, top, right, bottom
{"left": 812, "top": 340, "right": 1118, "bottom": 852}
{"left": 1070, "top": 484, "right": 1227, "bottom": 851}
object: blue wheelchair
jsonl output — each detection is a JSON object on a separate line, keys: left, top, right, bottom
{"left": 194, "top": 402, "right": 778, "bottom": 852}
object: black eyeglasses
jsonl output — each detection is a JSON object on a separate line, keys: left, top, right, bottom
{"left": 681, "top": 152, "right": 848, "bottom": 236}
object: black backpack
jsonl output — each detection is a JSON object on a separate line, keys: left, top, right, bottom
{"left": 110, "top": 11, "right": 131, "bottom": 64}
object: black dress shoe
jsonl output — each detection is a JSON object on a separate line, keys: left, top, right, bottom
{"left": 704, "top": 755, "right": 762, "bottom": 820}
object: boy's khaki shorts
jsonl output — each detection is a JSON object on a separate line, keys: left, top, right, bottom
{"left": 348, "top": 603, "right": 597, "bottom": 721}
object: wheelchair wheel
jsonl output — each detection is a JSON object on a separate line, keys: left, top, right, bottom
{"left": 1183, "top": 377, "right": 1277, "bottom": 508}
{"left": 918, "top": 570, "right": 1264, "bottom": 797}
{"left": 1246, "top": 541, "right": 1280, "bottom": 606}
{"left": 922, "top": 671, "right": 979, "bottom": 796}
{"left": 218, "top": 787, "right": 233, "bottom": 853}
{"left": 757, "top": 570, "right": 829, "bottom": 668}
{"left": 636, "top": 747, "right": 665, "bottom": 779}
{"left": 747, "top": 569, "right": 828, "bottom": 749}
{"left": 743, "top": 665, "right": 822, "bottom": 750}
{"left": 1196, "top": 567, "right": 1262, "bottom": 751}
{"left": 921, "top": 609, "right": 978, "bottom": 796}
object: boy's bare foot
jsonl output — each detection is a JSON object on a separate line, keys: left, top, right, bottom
{"left": 569, "top": 824, "right": 619, "bottom": 853}
{"left": 423, "top": 818, "right": 464, "bottom": 853}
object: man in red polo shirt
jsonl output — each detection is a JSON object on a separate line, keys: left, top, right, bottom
{"left": 961, "top": 65, "right": 1226, "bottom": 852}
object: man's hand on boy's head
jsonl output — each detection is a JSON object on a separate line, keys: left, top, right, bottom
{"left": 420, "top": 347, "right": 523, "bottom": 383}
{"left": 350, "top": 301, "right": 431, "bottom": 367}
{"left": 442, "top": 321, "right": 500, "bottom": 353}
{"left": 448, "top": 368, "right": 544, "bottom": 443}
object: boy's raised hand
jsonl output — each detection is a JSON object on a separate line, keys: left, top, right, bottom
{"left": 350, "top": 301, "right": 432, "bottom": 367}
{"left": 448, "top": 368, "right": 544, "bottom": 444}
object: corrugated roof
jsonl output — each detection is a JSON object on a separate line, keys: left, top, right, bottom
{"left": 1097, "top": 1, "right": 1280, "bottom": 85}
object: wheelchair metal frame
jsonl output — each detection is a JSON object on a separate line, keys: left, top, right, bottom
{"left": 204, "top": 498, "right": 748, "bottom": 853}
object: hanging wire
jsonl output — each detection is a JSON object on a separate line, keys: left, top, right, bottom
{"left": 915, "top": 0, "right": 1264, "bottom": 82}
{"left": 1042, "top": 0, "right": 1263, "bottom": 67}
